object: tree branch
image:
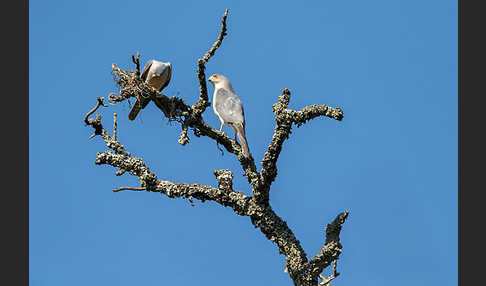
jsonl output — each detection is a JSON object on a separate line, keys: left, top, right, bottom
{"left": 95, "top": 149, "right": 253, "bottom": 216}
{"left": 83, "top": 96, "right": 107, "bottom": 135}
{"left": 304, "top": 211, "right": 349, "bottom": 280}
{"left": 113, "top": 186, "right": 146, "bottom": 192}
{"left": 259, "top": 89, "right": 293, "bottom": 203}
{"left": 289, "top": 105, "right": 343, "bottom": 126}
{"left": 84, "top": 97, "right": 129, "bottom": 156}
{"left": 259, "top": 89, "right": 343, "bottom": 204}
{"left": 250, "top": 206, "right": 309, "bottom": 280}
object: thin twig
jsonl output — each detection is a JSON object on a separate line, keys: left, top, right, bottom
{"left": 84, "top": 97, "right": 107, "bottom": 126}
{"left": 84, "top": 97, "right": 108, "bottom": 139}
{"left": 113, "top": 187, "right": 146, "bottom": 193}
{"left": 201, "top": 9, "right": 229, "bottom": 64}
{"left": 131, "top": 51, "right": 141, "bottom": 76}
{"left": 319, "top": 260, "right": 340, "bottom": 286}
{"left": 113, "top": 112, "right": 117, "bottom": 140}
{"left": 193, "top": 8, "right": 229, "bottom": 113}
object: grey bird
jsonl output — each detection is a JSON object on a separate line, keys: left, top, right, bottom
{"left": 128, "top": 59, "right": 172, "bottom": 121}
{"left": 208, "top": 74, "right": 250, "bottom": 158}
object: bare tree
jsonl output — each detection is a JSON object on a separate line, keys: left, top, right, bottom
{"left": 84, "top": 9, "right": 348, "bottom": 286}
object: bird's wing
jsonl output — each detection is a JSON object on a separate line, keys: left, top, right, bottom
{"left": 158, "top": 64, "right": 172, "bottom": 91}
{"left": 213, "top": 87, "right": 229, "bottom": 116}
{"left": 140, "top": 60, "right": 154, "bottom": 81}
{"left": 215, "top": 88, "right": 245, "bottom": 125}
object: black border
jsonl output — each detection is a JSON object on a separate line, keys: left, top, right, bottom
{"left": 2, "top": 1, "right": 29, "bottom": 285}
{"left": 459, "top": 0, "right": 485, "bottom": 285}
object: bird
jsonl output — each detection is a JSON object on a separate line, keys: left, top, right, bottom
{"left": 128, "top": 59, "right": 172, "bottom": 121}
{"left": 208, "top": 74, "right": 250, "bottom": 158}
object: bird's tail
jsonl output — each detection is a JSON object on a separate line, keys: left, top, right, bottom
{"left": 128, "top": 97, "right": 150, "bottom": 121}
{"left": 234, "top": 123, "right": 250, "bottom": 158}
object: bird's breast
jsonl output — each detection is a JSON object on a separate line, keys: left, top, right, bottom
{"left": 147, "top": 76, "right": 163, "bottom": 90}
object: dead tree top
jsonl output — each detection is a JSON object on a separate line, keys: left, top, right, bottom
{"left": 85, "top": 9, "right": 348, "bottom": 286}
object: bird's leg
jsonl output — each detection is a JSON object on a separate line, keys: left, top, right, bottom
{"left": 151, "top": 86, "right": 157, "bottom": 91}
{"left": 230, "top": 125, "right": 239, "bottom": 143}
{"left": 218, "top": 122, "right": 227, "bottom": 136}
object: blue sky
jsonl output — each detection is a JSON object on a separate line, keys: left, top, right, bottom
{"left": 30, "top": 1, "right": 457, "bottom": 285}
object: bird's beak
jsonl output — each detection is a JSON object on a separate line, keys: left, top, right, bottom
{"left": 208, "top": 76, "right": 213, "bottom": 83}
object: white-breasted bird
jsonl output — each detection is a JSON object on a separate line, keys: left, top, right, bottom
{"left": 128, "top": 59, "right": 172, "bottom": 121}
{"left": 208, "top": 74, "right": 250, "bottom": 158}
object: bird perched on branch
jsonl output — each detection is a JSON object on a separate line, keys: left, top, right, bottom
{"left": 128, "top": 59, "right": 172, "bottom": 121}
{"left": 208, "top": 74, "right": 250, "bottom": 158}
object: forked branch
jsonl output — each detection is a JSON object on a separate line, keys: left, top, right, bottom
{"left": 258, "top": 89, "right": 343, "bottom": 204}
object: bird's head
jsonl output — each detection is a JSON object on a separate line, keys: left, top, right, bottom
{"left": 208, "top": 74, "right": 228, "bottom": 86}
